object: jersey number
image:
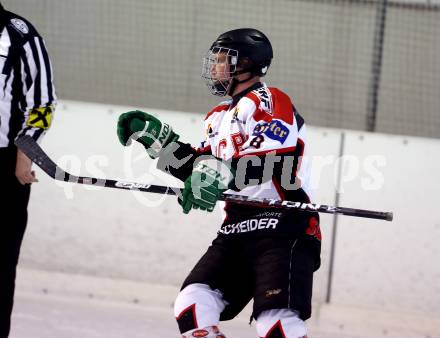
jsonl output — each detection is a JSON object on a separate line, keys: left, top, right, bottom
{"left": 250, "top": 135, "right": 264, "bottom": 149}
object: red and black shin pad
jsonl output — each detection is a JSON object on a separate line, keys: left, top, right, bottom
{"left": 176, "top": 304, "right": 198, "bottom": 334}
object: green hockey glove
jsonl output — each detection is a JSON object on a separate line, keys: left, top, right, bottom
{"left": 117, "top": 110, "right": 179, "bottom": 158}
{"left": 179, "top": 157, "right": 235, "bottom": 214}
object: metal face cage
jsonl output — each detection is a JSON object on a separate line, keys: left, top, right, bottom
{"left": 202, "top": 47, "right": 239, "bottom": 96}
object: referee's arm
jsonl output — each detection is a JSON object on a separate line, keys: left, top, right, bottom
{"left": 16, "top": 34, "right": 57, "bottom": 143}
{"left": 15, "top": 34, "right": 56, "bottom": 185}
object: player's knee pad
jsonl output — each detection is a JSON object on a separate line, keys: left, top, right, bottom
{"left": 256, "top": 309, "right": 307, "bottom": 338}
{"left": 181, "top": 326, "right": 226, "bottom": 338}
{"left": 174, "top": 283, "right": 227, "bottom": 334}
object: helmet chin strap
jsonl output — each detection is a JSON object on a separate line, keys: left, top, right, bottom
{"left": 227, "top": 69, "right": 257, "bottom": 96}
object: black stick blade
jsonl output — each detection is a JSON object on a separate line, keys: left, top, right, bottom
{"left": 15, "top": 135, "right": 59, "bottom": 178}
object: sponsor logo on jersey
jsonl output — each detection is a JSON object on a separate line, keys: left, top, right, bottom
{"left": 206, "top": 123, "right": 218, "bottom": 138}
{"left": 10, "top": 18, "right": 29, "bottom": 34}
{"left": 255, "top": 211, "right": 283, "bottom": 218}
{"left": 230, "top": 107, "right": 246, "bottom": 125}
{"left": 252, "top": 120, "right": 289, "bottom": 144}
{"left": 219, "top": 218, "right": 279, "bottom": 235}
{"left": 254, "top": 87, "right": 272, "bottom": 113}
{"left": 26, "top": 105, "right": 54, "bottom": 129}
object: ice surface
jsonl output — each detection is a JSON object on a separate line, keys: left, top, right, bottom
{"left": 11, "top": 268, "right": 440, "bottom": 338}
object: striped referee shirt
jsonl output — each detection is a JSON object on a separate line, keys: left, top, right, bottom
{"left": 0, "top": 4, "right": 56, "bottom": 148}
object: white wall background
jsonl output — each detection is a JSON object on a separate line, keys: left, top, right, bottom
{"left": 21, "top": 100, "right": 440, "bottom": 317}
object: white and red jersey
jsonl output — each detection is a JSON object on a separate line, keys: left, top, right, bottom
{"left": 159, "top": 82, "right": 319, "bottom": 237}
{"left": 195, "top": 83, "right": 315, "bottom": 232}
{"left": 201, "top": 83, "right": 310, "bottom": 192}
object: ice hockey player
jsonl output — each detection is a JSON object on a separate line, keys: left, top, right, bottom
{"left": 117, "top": 28, "right": 321, "bottom": 338}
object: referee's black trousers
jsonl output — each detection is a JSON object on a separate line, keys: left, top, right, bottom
{"left": 0, "top": 147, "right": 30, "bottom": 338}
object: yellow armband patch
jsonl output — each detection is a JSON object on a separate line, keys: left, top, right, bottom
{"left": 26, "top": 105, "right": 54, "bottom": 129}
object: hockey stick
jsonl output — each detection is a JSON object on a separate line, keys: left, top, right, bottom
{"left": 15, "top": 135, "right": 393, "bottom": 221}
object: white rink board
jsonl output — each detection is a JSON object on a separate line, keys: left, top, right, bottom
{"left": 301, "top": 127, "right": 342, "bottom": 304}
{"left": 21, "top": 100, "right": 440, "bottom": 317}
{"left": 331, "top": 131, "right": 440, "bottom": 314}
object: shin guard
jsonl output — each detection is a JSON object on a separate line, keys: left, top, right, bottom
{"left": 174, "top": 283, "right": 227, "bottom": 334}
{"left": 256, "top": 309, "right": 307, "bottom": 338}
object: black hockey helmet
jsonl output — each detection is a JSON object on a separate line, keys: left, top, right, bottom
{"left": 210, "top": 28, "right": 273, "bottom": 77}
{"left": 202, "top": 28, "right": 273, "bottom": 96}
